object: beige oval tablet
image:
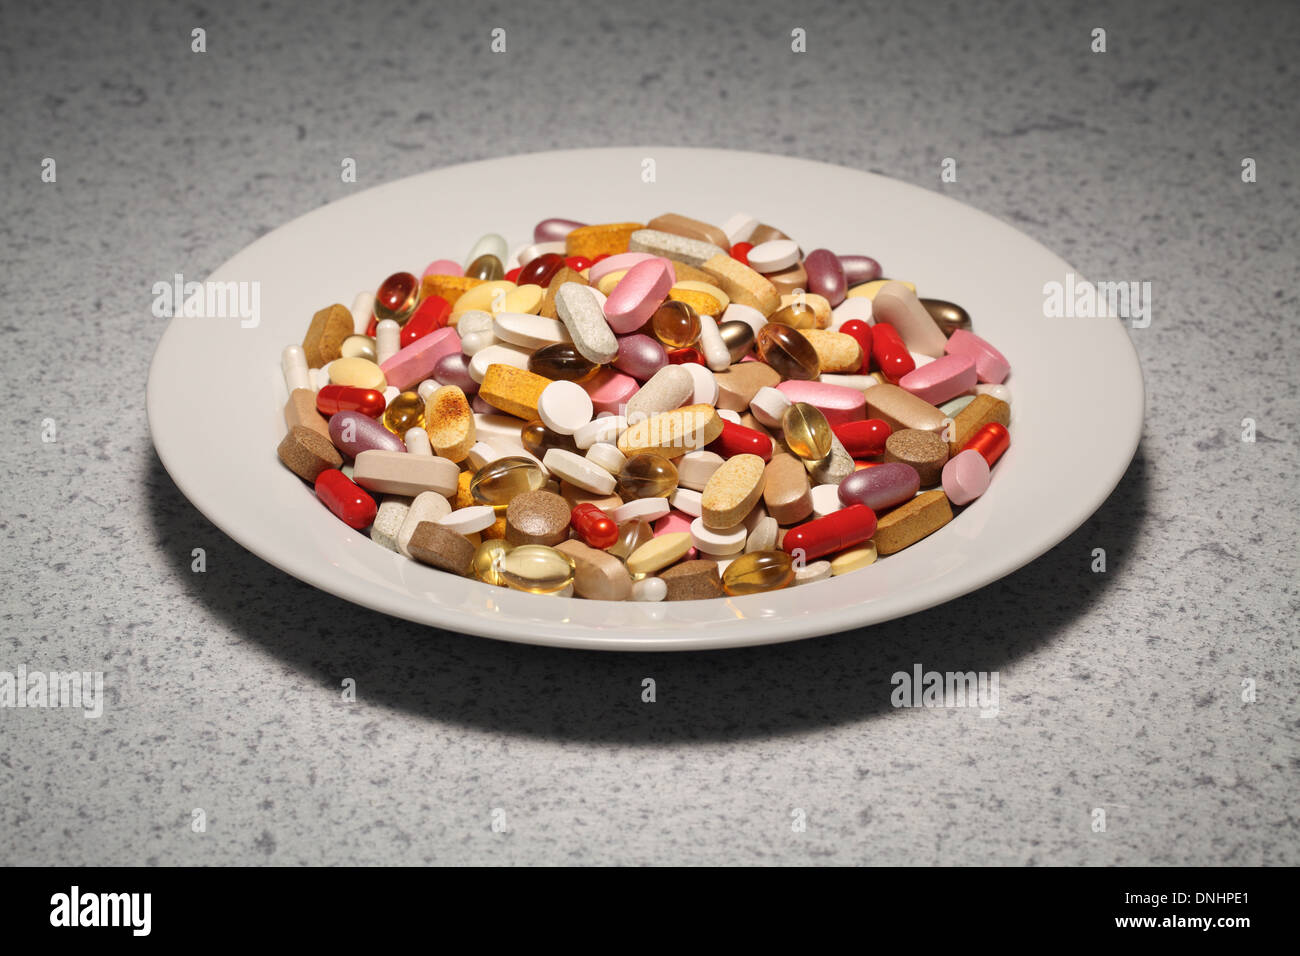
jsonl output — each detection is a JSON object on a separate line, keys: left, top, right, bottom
{"left": 700, "top": 453, "right": 767, "bottom": 531}
{"left": 617, "top": 404, "right": 723, "bottom": 458}
{"left": 830, "top": 542, "right": 877, "bottom": 574}
{"left": 352, "top": 450, "right": 459, "bottom": 497}
{"left": 762, "top": 453, "right": 813, "bottom": 525}
{"left": 555, "top": 539, "right": 633, "bottom": 600}
{"left": 799, "top": 329, "right": 862, "bottom": 372}
{"left": 328, "top": 356, "right": 387, "bottom": 390}
{"left": 424, "top": 385, "right": 476, "bottom": 462}
{"left": 626, "top": 532, "right": 693, "bottom": 575}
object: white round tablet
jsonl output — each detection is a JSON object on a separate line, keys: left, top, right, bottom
{"left": 537, "top": 380, "right": 594, "bottom": 436}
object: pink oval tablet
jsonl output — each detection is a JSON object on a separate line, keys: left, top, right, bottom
{"left": 603, "top": 259, "right": 675, "bottom": 334}
{"left": 379, "top": 326, "right": 460, "bottom": 390}
{"left": 588, "top": 251, "right": 665, "bottom": 285}
{"left": 941, "top": 449, "right": 990, "bottom": 506}
{"left": 945, "top": 329, "right": 1010, "bottom": 384}
{"left": 422, "top": 259, "right": 462, "bottom": 278}
{"left": 898, "top": 353, "right": 977, "bottom": 405}
{"left": 581, "top": 368, "right": 640, "bottom": 416}
{"left": 775, "top": 380, "right": 867, "bottom": 427}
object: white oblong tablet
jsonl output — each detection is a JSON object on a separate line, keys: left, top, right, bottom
{"left": 689, "top": 516, "right": 746, "bottom": 555}
{"left": 669, "top": 487, "right": 703, "bottom": 517}
{"left": 468, "top": 343, "right": 531, "bottom": 383}
{"left": 819, "top": 373, "right": 879, "bottom": 390}
{"left": 574, "top": 414, "right": 627, "bottom": 449}
{"left": 608, "top": 497, "right": 671, "bottom": 524}
{"left": 681, "top": 361, "right": 719, "bottom": 406}
{"left": 438, "top": 505, "right": 496, "bottom": 535}
{"left": 538, "top": 380, "right": 594, "bottom": 436}
{"left": 492, "top": 313, "right": 571, "bottom": 350}
{"left": 585, "top": 442, "right": 626, "bottom": 475}
{"left": 466, "top": 441, "right": 503, "bottom": 469}
{"left": 747, "top": 239, "right": 799, "bottom": 273}
{"left": 677, "top": 450, "right": 725, "bottom": 491}
{"left": 717, "top": 409, "right": 741, "bottom": 425}
{"left": 543, "top": 448, "right": 616, "bottom": 494}
{"left": 830, "top": 296, "right": 873, "bottom": 329}
{"left": 810, "top": 484, "right": 844, "bottom": 518}
{"left": 397, "top": 490, "right": 454, "bottom": 557}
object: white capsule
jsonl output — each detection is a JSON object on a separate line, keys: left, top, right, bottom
{"left": 376, "top": 319, "right": 401, "bottom": 364}
{"left": 631, "top": 576, "right": 667, "bottom": 602}
{"left": 281, "top": 345, "right": 311, "bottom": 394}
{"left": 463, "top": 233, "right": 508, "bottom": 270}
{"left": 350, "top": 290, "right": 374, "bottom": 334}
{"left": 697, "top": 313, "right": 731, "bottom": 372}
{"left": 417, "top": 379, "right": 438, "bottom": 402}
{"left": 404, "top": 427, "right": 432, "bottom": 456}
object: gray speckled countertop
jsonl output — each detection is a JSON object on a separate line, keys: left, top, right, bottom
{"left": 1, "top": 0, "right": 1296, "bottom": 866}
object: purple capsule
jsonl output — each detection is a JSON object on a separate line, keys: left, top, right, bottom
{"left": 328, "top": 410, "right": 406, "bottom": 459}
{"left": 839, "top": 255, "right": 883, "bottom": 287}
{"left": 612, "top": 333, "right": 668, "bottom": 382}
{"left": 803, "top": 249, "right": 848, "bottom": 307}
{"left": 837, "top": 462, "right": 919, "bottom": 511}
{"left": 432, "top": 352, "right": 478, "bottom": 396}
{"left": 533, "top": 218, "right": 586, "bottom": 243}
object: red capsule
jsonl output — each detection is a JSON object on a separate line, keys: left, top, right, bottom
{"left": 666, "top": 346, "right": 705, "bottom": 366}
{"left": 570, "top": 503, "right": 618, "bottom": 549}
{"left": 316, "top": 385, "right": 386, "bottom": 418}
{"left": 591, "top": 254, "right": 610, "bottom": 265}
{"left": 565, "top": 255, "right": 593, "bottom": 271}
{"left": 517, "top": 252, "right": 566, "bottom": 287}
{"left": 400, "top": 295, "right": 451, "bottom": 347}
{"left": 365, "top": 315, "right": 378, "bottom": 337}
{"left": 838, "top": 319, "right": 874, "bottom": 373}
{"left": 708, "top": 420, "right": 773, "bottom": 462}
{"left": 373, "top": 271, "right": 420, "bottom": 322}
{"left": 834, "top": 418, "right": 892, "bottom": 458}
{"left": 961, "top": 422, "right": 1010, "bottom": 467}
{"left": 782, "top": 504, "right": 877, "bottom": 562}
{"left": 315, "top": 469, "right": 377, "bottom": 530}
{"left": 730, "top": 242, "right": 752, "bottom": 266}
{"left": 505, "top": 266, "right": 521, "bottom": 282}
{"left": 853, "top": 460, "right": 883, "bottom": 470}
{"left": 870, "top": 321, "right": 915, "bottom": 382}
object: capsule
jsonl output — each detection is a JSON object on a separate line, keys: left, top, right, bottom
{"left": 466, "top": 253, "right": 505, "bottom": 282}
{"left": 328, "top": 410, "right": 407, "bottom": 458}
{"left": 961, "top": 422, "right": 1010, "bottom": 467}
{"left": 833, "top": 419, "right": 892, "bottom": 458}
{"left": 837, "top": 462, "right": 919, "bottom": 511}
{"left": 870, "top": 322, "right": 915, "bottom": 382}
{"left": 314, "top": 469, "right": 377, "bottom": 529}
{"left": 401, "top": 295, "right": 451, "bottom": 347}
{"left": 729, "top": 242, "right": 752, "bottom": 265}
{"left": 570, "top": 503, "right": 619, "bottom": 549}
{"left": 516, "top": 252, "right": 566, "bottom": 288}
{"left": 521, "top": 419, "right": 578, "bottom": 457}
{"left": 470, "top": 456, "right": 546, "bottom": 509}
{"left": 782, "top": 403, "right": 832, "bottom": 461}
{"left": 766, "top": 304, "right": 817, "bottom": 330}
{"left": 650, "top": 300, "right": 701, "bottom": 349}
{"left": 781, "top": 504, "right": 877, "bottom": 562}
{"left": 837, "top": 319, "right": 873, "bottom": 373}
{"left": 373, "top": 271, "right": 420, "bottom": 323}
{"left": 500, "top": 544, "right": 575, "bottom": 594}
{"left": 528, "top": 342, "right": 598, "bottom": 382}
{"left": 717, "top": 320, "right": 756, "bottom": 362}
{"left": 339, "top": 334, "right": 378, "bottom": 363}
{"left": 316, "top": 384, "right": 385, "bottom": 418}
{"left": 608, "top": 519, "right": 654, "bottom": 559}
{"left": 382, "top": 390, "right": 425, "bottom": 434}
{"left": 704, "top": 419, "right": 773, "bottom": 463}
{"left": 722, "top": 550, "right": 795, "bottom": 595}
{"left": 920, "top": 298, "right": 973, "bottom": 337}
{"left": 617, "top": 453, "right": 678, "bottom": 500}
{"left": 473, "top": 539, "right": 512, "bottom": 586}
{"left": 756, "top": 323, "right": 820, "bottom": 381}
{"left": 666, "top": 346, "right": 705, "bottom": 366}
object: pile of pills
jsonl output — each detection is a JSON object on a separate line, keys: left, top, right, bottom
{"left": 277, "top": 213, "right": 1012, "bottom": 601}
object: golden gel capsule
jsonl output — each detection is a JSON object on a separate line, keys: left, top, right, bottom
{"left": 650, "top": 300, "right": 701, "bottom": 348}
{"left": 500, "top": 544, "right": 575, "bottom": 594}
{"left": 782, "top": 402, "right": 832, "bottom": 461}
{"left": 466, "top": 253, "right": 506, "bottom": 282}
{"left": 473, "top": 539, "right": 512, "bottom": 586}
{"left": 383, "top": 390, "right": 425, "bottom": 434}
{"left": 616, "top": 453, "right": 678, "bottom": 500}
{"left": 470, "top": 456, "right": 546, "bottom": 509}
{"left": 722, "top": 550, "right": 795, "bottom": 596}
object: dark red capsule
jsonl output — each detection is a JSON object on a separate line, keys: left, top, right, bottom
{"left": 315, "top": 469, "right": 377, "bottom": 530}
{"left": 838, "top": 319, "right": 874, "bottom": 373}
{"left": 505, "top": 266, "right": 521, "bottom": 282}
{"left": 666, "top": 346, "right": 705, "bottom": 366}
{"left": 316, "top": 385, "right": 386, "bottom": 418}
{"left": 517, "top": 252, "right": 566, "bottom": 288}
{"left": 833, "top": 419, "right": 892, "bottom": 458}
{"left": 708, "top": 420, "right": 773, "bottom": 462}
{"left": 400, "top": 295, "right": 450, "bottom": 347}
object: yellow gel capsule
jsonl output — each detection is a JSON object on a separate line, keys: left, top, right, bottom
{"left": 722, "top": 550, "right": 795, "bottom": 596}
{"left": 473, "top": 539, "right": 512, "bottom": 586}
{"left": 383, "top": 390, "right": 425, "bottom": 434}
{"left": 469, "top": 456, "right": 546, "bottom": 509}
{"left": 616, "top": 453, "right": 678, "bottom": 500}
{"left": 500, "top": 544, "right": 575, "bottom": 594}
{"left": 650, "top": 300, "right": 701, "bottom": 348}
{"left": 782, "top": 403, "right": 832, "bottom": 461}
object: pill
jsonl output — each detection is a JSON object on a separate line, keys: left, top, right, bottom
{"left": 805, "top": 431, "right": 855, "bottom": 485}
{"left": 352, "top": 449, "right": 458, "bottom": 498}
{"left": 381, "top": 389, "right": 423, "bottom": 435}
{"left": 588, "top": 251, "right": 660, "bottom": 285}
{"left": 419, "top": 385, "right": 475, "bottom": 462}
{"left": 601, "top": 258, "right": 674, "bottom": 334}
{"left": 504, "top": 489, "right": 571, "bottom": 546}
{"left": 328, "top": 356, "right": 387, "bottom": 391}
{"left": 837, "top": 461, "right": 919, "bottom": 511}
{"left": 625, "top": 365, "right": 694, "bottom": 422}
{"left": 580, "top": 368, "right": 638, "bottom": 416}
{"left": 865, "top": 384, "right": 947, "bottom": 435}
{"left": 617, "top": 404, "right": 723, "bottom": 458}
{"left": 302, "top": 304, "right": 357, "bottom": 368}
{"left": 873, "top": 489, "right": 953, "bottom": 555}
{"left": 742, "top": 515, "right": 778, "bottom": 554}
{"left": 749, "top": 386, "right": 792, "bottom": 430}
{"left": 617, "top": 452, "right": 678, "bottom": 500}
{"left": 465, "top": 253, "right": 505, "bottom": 282}
{"left": 870, "top": 322, "right": 916, "bottom": 382}
{"left": 575, "top": 415, "right": 627, "bottom": 450}
{"left": 627, "top": 229, "right": 726, "bottom": 267}
{"left": 762, "top": 453, "right": 813, "bottom": 525}
{"left": 830, "top": 297, "right": 874, "bottom": 329}
{"left": 794, "top": 560, "right": 832, "bottom": 585}
{"left": 833, "top": 418, "right": 892, "bottom": 458}
{"left": 898, "top": 353, "right": 977, "bottom": 406}
{"left": 947, "top": 393, "right": 1011, "bottom": 456}
{"left": 939, "top": 395, "right": 977, "bottom": 418}
{"left": 609, "top": 497, "right": 671, "bottom": 524}
{"left": 973, "top": 383, "right": 1012, "bottom": 405}
{"left": 746, "top": 239, "right": 799, "bottom": 273}
{"left": 536, "top": 379, "right": 594, "bottom": 436}
{"left": 284, "top": 387, "right": 331, "bottom": 441}
{"left": 641, "top": 212, "right": 727, "bottom": 249}
{"left": 720, "top": 549, "right": 794, "bottom": 595}
{"left": 700, "top": 453, "right": 766, "bottom": 531}
{"left": 314, "top": 469, "right": 377, "bottom": 529}
{"left": 669, "top": 487, "right": 703, "bottom": 517}
{"left": 564, "top": 222, "right": 643, "bottom": 259}
{"left": 714, "top": 362, "right": 780, "bottom": 412}
{"left": 775, "top": 380, "right": 865, "bottom": 429}
{"left": 765, "top": 260, "right": 809, "bottom": 297}
{"left": 538, "top": 267, "right": 589, "bottom": 318}
{"left": 281, "top": 345, "right": 313, "bottom": 393}
{"left": 782, "top": 504, "right": 877, "bottom": 562}
{"left": 349, "top": 290, "right": 375, "bottom": 334}
{"left": 316, "top": 385, "right": 384, "bottom": 419}
{"left": 497, "top": 543, "right": 575, "bottom": 593}
{"left": 565, "top": 502, "right": 616, "bottom": 550}
{"left": 780, "top": 294, "right": 833, "bottom": 330}
{"left": 833, "top": 320, "right": 872, "bottom": 373}
{"left": 675, "top": 449, "right": 724, "bottom": 491}
{"left": 921, "top": 298, "right": 974, "bottom": 337}
{"left": 631, "top": 576, "right": 668, "bottom": 601}
{"left": 883, "top": 429, "right": 949, "bottom": 487}
{"left": 607, "top": 518, "right": 654, "bottom": 559}
{"left": 626, "top": 532, "right": 693, "bottom": 575}
{"left": 433, "top": 504, "right": 493, "bottom": 537}
{"left": 692, "top": 314, "right": 729, "bottom": 373}
{"left": 717, "top": 212, "right": 758, "bottom": 245}
{"left": 328, "top": 410, "right": 406, "bottom": 458}
{"left": 961, "top": 421, "right": 1010, "bottom": 467}
{"left": 847, "top": 278, "right": 913, "bottom": 301}
{"left": 839, "top": 255, "right": 883, "bottom": 286}
{"left": 404, "top": 426, "right": 433, "bottom": 456}
{"left": 491, "top": 313, "right": 571, "bottom": 351}
{"left": 613, "top": 334, "right": 668, "bottom": 381}
{"left": 810, "top": 483, "right": 844, "bottom": 517}
{"left": 478, "top": 363, "right": 554, "bottom": 420}
{"left": 659, "top": 559, "right": 724, "bottom": 600}
{"left": 277, "top": 425, "right": 343, "bottom": 482}
{"left": 421, "top": 273, "right": 483, "bottom": 307}
{"left": 697, "top": 254, "right": 782, "bottom": 317}
{"left": 830, "top": 542, "right": 877, "bottom": 575}
{"left": 768, "top": 304, "right": 816, "bottom": 330}
{"left": 369, "top": 495, "right": 412, "bottom": 552}
{"left": 470, "top": 456, "right": 546, "bottom": 508}
{"left": 393, "top": 491, "right": 454, "bottom": 557}
{"left": 944, "top": 328, "right": 1010, "bottom": 384}
{"left": 543, "top": 448, "right": 616, "bottom": 495}
{"left": 803, "top": 249, "right": 848, "bottom": 307}
{"left": 756, "top": 323, "right": 821, "bottom": 380}
{"left": 517, "top": 252, "right": 567, "bottom": 288}
{"left": 871, "top": 281, "right": 947, "bottom": 358}
{"left": 649, "top": 299, "right": 701, "bottom": 348}
{"left": 940, "top": 448, "right": 991, "bottom": 506}
{"left": 515, "top": 241, "right": 566, "bottom": 269}
{"left": 690, "top": 516, "right": 747, "bottom": 556}
{"left": 552, "top": 282, "right": 618, "bottom": 364}
{"left": 717, "top": 409, "right": 741, "bottom": 425}
{"left": 710, "top": 420, "right": 773, "bottom": 461}
{"left": 378, "top": 326, "right": 461, "bottom": 391}
{"left": 533, "top": 218, "right": 586, "bottom": 244}
{"left": 717, "top": 320, "right": 756, "bottom": 363}
{"left": 584, "top": 441, "right": 626, "bottom": 476}
{"left": 554, "top": 539, "right": 633, "bottom": 600}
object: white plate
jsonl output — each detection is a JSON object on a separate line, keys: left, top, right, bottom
{"left": 146, "top": 147, "right": 1143, "bottom": 651}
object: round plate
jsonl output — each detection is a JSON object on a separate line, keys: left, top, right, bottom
{"left": 146, "top": 147, "right": 1143, "bottom": 651}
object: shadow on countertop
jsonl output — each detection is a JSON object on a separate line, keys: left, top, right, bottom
{"left": 143, "top": 445, "right": 1149, "bottom": 744}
